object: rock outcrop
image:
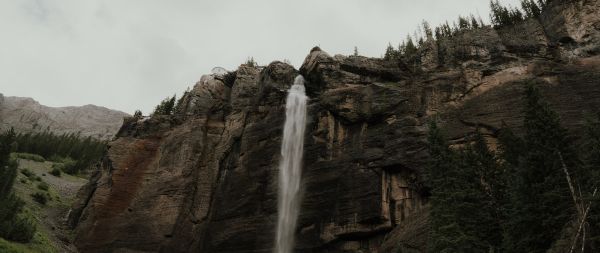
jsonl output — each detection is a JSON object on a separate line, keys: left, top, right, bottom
{"left": 69, "top": 1, "right": 600, "bottom": 252}
{"left": 0, "top": 95, "right": 129, "bottom": 139}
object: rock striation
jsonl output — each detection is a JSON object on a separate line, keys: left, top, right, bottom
{"left": 0, "top": 95, "right": 129, "bottom": 139}
{"left": 70, "top": 1, "right": 600, "bottom": 252}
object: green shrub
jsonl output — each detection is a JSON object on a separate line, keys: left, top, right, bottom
{"left": 31, "top": 192, "right": 48, "bottom": 205}
{"left": 37, "top": 182, "right": 49, "bottom": 191}
{"left": 153, "top": 95, "right": 176, "bottom": 116}
{"left": 50, "top": 168, "right": 61, "bottom": 177}
{"left": 52, "top": 157, "right": 80, "bottom": 175}
{"left": 3, "top": 215, "right": 36, "bottom": 243}
{"left": 19, "top": 179, "right": 26, "bottom": 184}
{"left": 19, "top": 168, "right": 33, "bottom": 178}
{"left": 0, "top": 238, "right": 22, "bottom": 253}
{"left": 0, "top": 195, "right": 36, "bottom": 243}
{"left": 62, "top": 160, "right": 79, "bottom": 175}
{"left": 48, "top": 154, "right": 66, "bottom": 163}
{"left": 12, "top": 153, "right": 45, "bottom": 162}
{"left": 34, "top": 176, "right": 41, "bottom": 182}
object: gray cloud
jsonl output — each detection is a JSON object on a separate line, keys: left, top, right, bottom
{"left": 0, "top": 0, "right": 521, "bottom": 114}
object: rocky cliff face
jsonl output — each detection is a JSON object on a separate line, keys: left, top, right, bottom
{"left": 0, "top": 95, "right": 129, "bottom": 139}
{"left": 69, "top": 1, "right": 600, "bottom": 252}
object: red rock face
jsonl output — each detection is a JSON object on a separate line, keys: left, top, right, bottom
{"left": 73, "top": 137, "right": 162, "bottom": 252}
{"left": 69, "top": 1, "right": 600, "bottom": 252}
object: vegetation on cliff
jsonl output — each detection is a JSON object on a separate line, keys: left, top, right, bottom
{"left": 381, "top": 0, "right": 572, "bottom": 70}
{"left": 153, "top": 95, "right": 176, "bottom": 116}
{"left": 426, "top": 83, "right": 600, "bottom": 252}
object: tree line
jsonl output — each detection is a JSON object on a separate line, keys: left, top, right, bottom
{"left": 425, "top": 82, "right": 599, "bottom": 252}
{"left": 12, "top": 131, "right": 107, "bottom": 175}
{"left": 383, "top": 0, "right": 554, "bottom": 68}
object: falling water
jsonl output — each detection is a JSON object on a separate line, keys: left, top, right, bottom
{"left": 275, "top": 75, "right": 308, "bottom": 253}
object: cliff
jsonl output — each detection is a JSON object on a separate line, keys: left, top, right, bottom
{"left": 0, "top": 95, "right": 129, "bottom": 140}
{"left": 69, "top": 1, "right": 600, "bottom": 252}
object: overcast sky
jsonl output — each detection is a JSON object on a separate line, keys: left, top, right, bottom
{"left": 0, "top": 0, "right": 521, "bottom": 114}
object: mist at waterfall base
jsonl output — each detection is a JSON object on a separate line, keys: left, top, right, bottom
{"left": 275, "top": 75, "right": 308, "bottom": 253}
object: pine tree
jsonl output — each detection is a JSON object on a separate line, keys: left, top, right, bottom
{"left": 470, "top": 14, "right": 480, "bottom": 29}
{"left": 0, "top": 128, "right": 36, "bottom": 243}
{"left": 502, "top": 83, "right": 576, "bottom": 253}
{"left": 426, "top": 121, "right": 463, "bottom": 253}
{"left": 580, "top": 113, "right": 600, "bottom": 249}
{"left": 497, "top": 122, "right": 525, "bottom": 168}
{"left": 384, "top": 43, "right": 397, "bottom": 61}
{"left": 426, "top": 122, "right": 491, "bottom": 252}
{"left": 460, "top": 132, "right": 506, "bottom": 251}
{"left": 153, "top": 95, "right": 176, "bottom": 116}
{"left": 422, "top": 20, "right": 433, "bottom": 39}
{"left": 0, "top": 128, "right": 17, "bottom": 199}
{"left": 133, "top": 110, "right": 143, "bottom": 118}
{"left": 458, "top": 16, "right": 470, "bottom": 30}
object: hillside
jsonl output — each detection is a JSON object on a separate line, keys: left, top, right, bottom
{"left": 0, "top": 94, "right": 129, "bottom": 140}
{"left": 1, "top": 156, "right": 86, "bottom": 253}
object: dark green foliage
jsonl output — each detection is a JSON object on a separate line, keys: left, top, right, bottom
{"left": 37, "top": 182, "right": 49, "bottom": 191}
{"left": 59, "top": 159, "right": 79, "bottom": 175}
{"left": 153, "top": 95, "right": 176, "bottom": 116}
{"left": 0, "top": 239, "right": 21, "bottom": 253}
{"left": 489, "top": 0, "right": 547, "bottom": 27}
{"left": 458, "top": 16, "right": 470, "bottom": 30}
{"left": 460, "top": 133, "right": 506, "bottom": 251}
{"left": 501, "top": 83, "right": 575, "bottom": 253}
{"left": 422, "top": 21, "right": 433, "bottom": 38}
{"left": 426, "top": 125, "right": 506, "bottom": 252}
{"left": 384, "top": 13, "right": 484, "bottom": 68}
{"left": 426, "top": 82, "right": 600, "bottom": 251}
{"left": 19, "top": 168, "right": 33, "bottom": 178}
{"left": 426, "top": 121, "right": 466, "bottom": 253}
{"left": 133, "top": 110, "right": 143, "bottom": 118}
{"left": 581, "top": 113, "right": 600, "bottom": 248}
{"left": 392, "top": 36, "right": 422, "bottom": 72}
{"left": 245, "top": 57, "right": 257, "bottom": 67}
{"left": 50, "top": 167, "right": 61, "bottom": 177}
{"left": 0, "top": 194, "right": 35, "bottom": 243}
{"left": 12, "top": 131, "right": 106, "bottom": 175}
{"left": 31, "top": 192, "right": 48, "bottom": 205}
{"left": 384, "top": 43, "right": 400, "bottom": 61}
{"left": 12, "top": 153, "right": 44, "bottom": 162}
{"left": 0, "top": 129, "right": 17, "bottom": 200}
{"left": 3, "top": 215, "right": 36, "bottom": 243}
{"left": 521, "top": 0, "right": 543, "bottom": 18}
{"left": 497, "top": 123, "right": 524, "bottom": 167}
{"left": 0, "top": 129, "right": 36, "bottom": 243}
{"left": 174, "top": 90, "right": 188, "bottom": 113}
{"left": 0, "top": 160, "right": 18, "bottom": 201}
{"left": 490, "top": 0, "right": 522, "bottom": 27}
{"left": 470, "top": 14, "right": 481, "bottom": 29}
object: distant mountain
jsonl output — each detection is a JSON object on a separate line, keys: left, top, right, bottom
{"left": 0, "top": 93, "right": 129, "bottom": 140}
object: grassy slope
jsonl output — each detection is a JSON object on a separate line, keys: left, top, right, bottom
{"left": 3, "top": 155, "right": 87, "bottom": 253}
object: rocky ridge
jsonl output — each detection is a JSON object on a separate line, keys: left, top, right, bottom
{"left": 69, "top": 1, "right": 600, "bottom": 252}
{"left": 0, "top": 95, "right": 129, "bottom": 139}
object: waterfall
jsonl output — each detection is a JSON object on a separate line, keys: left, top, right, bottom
{"left": 275, "top": 75, "right": 308, "bottom": 253}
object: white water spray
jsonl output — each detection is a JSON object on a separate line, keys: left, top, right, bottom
{"left": 275, "top": 75, "right": 308, "bottom": 253}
